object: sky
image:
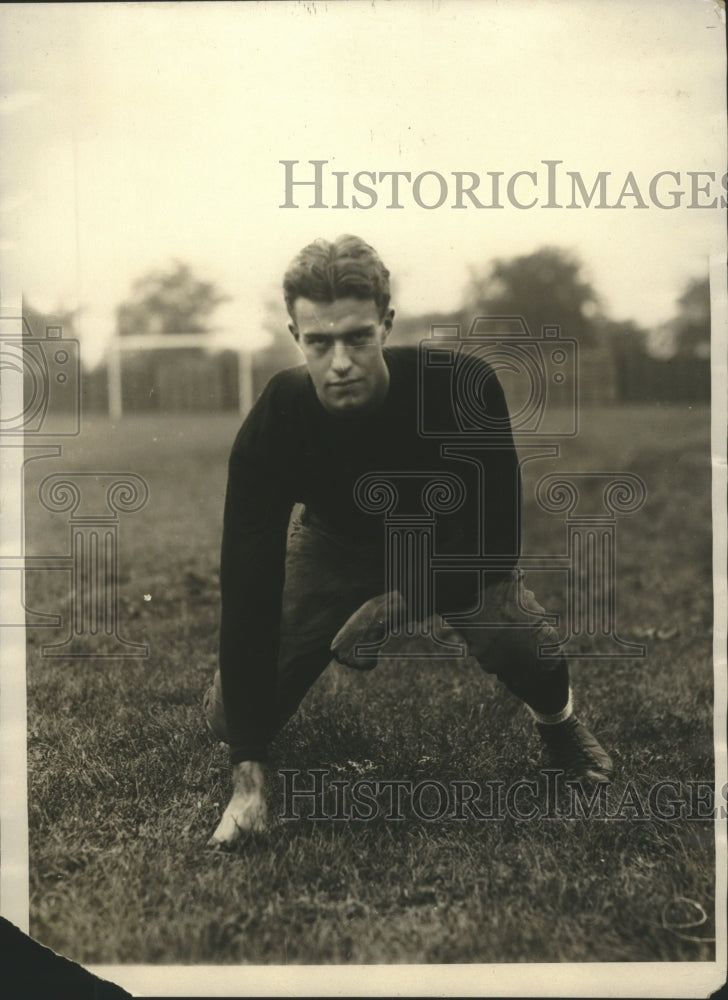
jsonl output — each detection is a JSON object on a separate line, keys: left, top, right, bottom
{"left": 1, "top": 0, "right": 726, "bottom": 367}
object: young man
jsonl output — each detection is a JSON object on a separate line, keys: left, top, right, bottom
{"left": 205, "top": 235, "right": 613, "bottom": 848}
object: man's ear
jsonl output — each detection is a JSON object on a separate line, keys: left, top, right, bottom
{"left": 288, "top": 322, "right": 299, "bottom": 343}
{"left": 381, "top": 308, "right": 395, "bottom": 341}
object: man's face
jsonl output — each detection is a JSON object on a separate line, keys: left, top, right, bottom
{"left": 290, "top": 297, "right": 394, "bottom": 416}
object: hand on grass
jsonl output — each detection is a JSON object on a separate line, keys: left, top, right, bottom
{"left": 207, "top": 761, "right": 268, "bottom": 848}
{"left": 330, "top": 591, "right": 405, "bottom": 670}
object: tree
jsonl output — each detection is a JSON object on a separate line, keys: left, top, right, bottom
{"left": 464, "top": 246, "right": 601, "bottom": 347}
{"left": 673, "top": 277, "right": 710, "bottom": 359}
{"left": 117, "top": 260, "right": 230, "bottom": 337}
{"left": 113, "top": 261, "right": 231, "bottom": 412}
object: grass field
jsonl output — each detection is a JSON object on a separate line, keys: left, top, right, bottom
{"left": 23, "top": 404, "right": 717, "bottom": 966}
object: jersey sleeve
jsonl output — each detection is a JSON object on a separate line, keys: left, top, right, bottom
{"left": 432, "top": 356, "right": 522, "bottom": 619}
{"left": 218, "top": 378, "right": 294, "bottom": 763}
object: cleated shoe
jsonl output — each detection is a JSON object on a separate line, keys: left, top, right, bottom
{"left": 536, "top": 715, "right": 614, "bottom": 782}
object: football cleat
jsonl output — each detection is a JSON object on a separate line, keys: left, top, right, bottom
{"left": 536, "top": 715, "right": 614, "bottom": 782}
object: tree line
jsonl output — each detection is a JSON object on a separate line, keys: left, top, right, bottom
{"left": 22, "top": 247, "right": 711, "bottom": 412}
{"left": 110, "top": 248, "right": 711, "bottom": 359}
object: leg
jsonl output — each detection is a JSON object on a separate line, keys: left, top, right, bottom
{"left": 205, "top": 512, "right": 384, "bottom": 744}
{"left": 459, "top": 570, "right": 613, "bottom": 781}
{"left": 273, "top": 517, "right": 386, "bottom": 729}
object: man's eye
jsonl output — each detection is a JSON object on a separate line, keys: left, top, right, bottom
{"left": 347, "top": 332, "right": 372, "bottom": 346}
{"left": 306, "top": 337, "right": 329, "bottom": 349}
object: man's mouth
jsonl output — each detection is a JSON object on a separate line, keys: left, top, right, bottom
{"left": 329, "top": 379, "right": 362, "bottom": 389}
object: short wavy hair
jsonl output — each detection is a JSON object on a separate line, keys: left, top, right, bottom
{"left": 283, "top": 235, "right": 391, "bottom": 320}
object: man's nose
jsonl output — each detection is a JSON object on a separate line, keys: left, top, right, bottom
{"left": 330, "top": 340, "right": 353, "bottom": 373}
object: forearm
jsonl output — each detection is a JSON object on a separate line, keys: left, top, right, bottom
{"left": 219, "top": 515, "right": 289, "bottom": 764}
{"left": 219, "top": 606, "right": 278, "bottom": 763}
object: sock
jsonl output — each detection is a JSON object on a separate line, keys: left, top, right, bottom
{"left": 527, "top": 689, "right": 573, "bottom": 726}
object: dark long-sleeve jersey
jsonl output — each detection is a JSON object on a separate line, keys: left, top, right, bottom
{"left": 219, "top": 345, "right": 522, "bottom": 762}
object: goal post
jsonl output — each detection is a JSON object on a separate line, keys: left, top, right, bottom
{"left": 106, "top": 332, "right": 253, "bottom": 419}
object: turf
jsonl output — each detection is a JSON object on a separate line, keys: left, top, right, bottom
{"left": 23, "top": 405, "right": 717, "bottom": 964}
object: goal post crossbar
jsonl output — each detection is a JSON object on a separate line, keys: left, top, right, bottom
{"left": 106, "top": 332, "right": 253, "bottom": 419}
